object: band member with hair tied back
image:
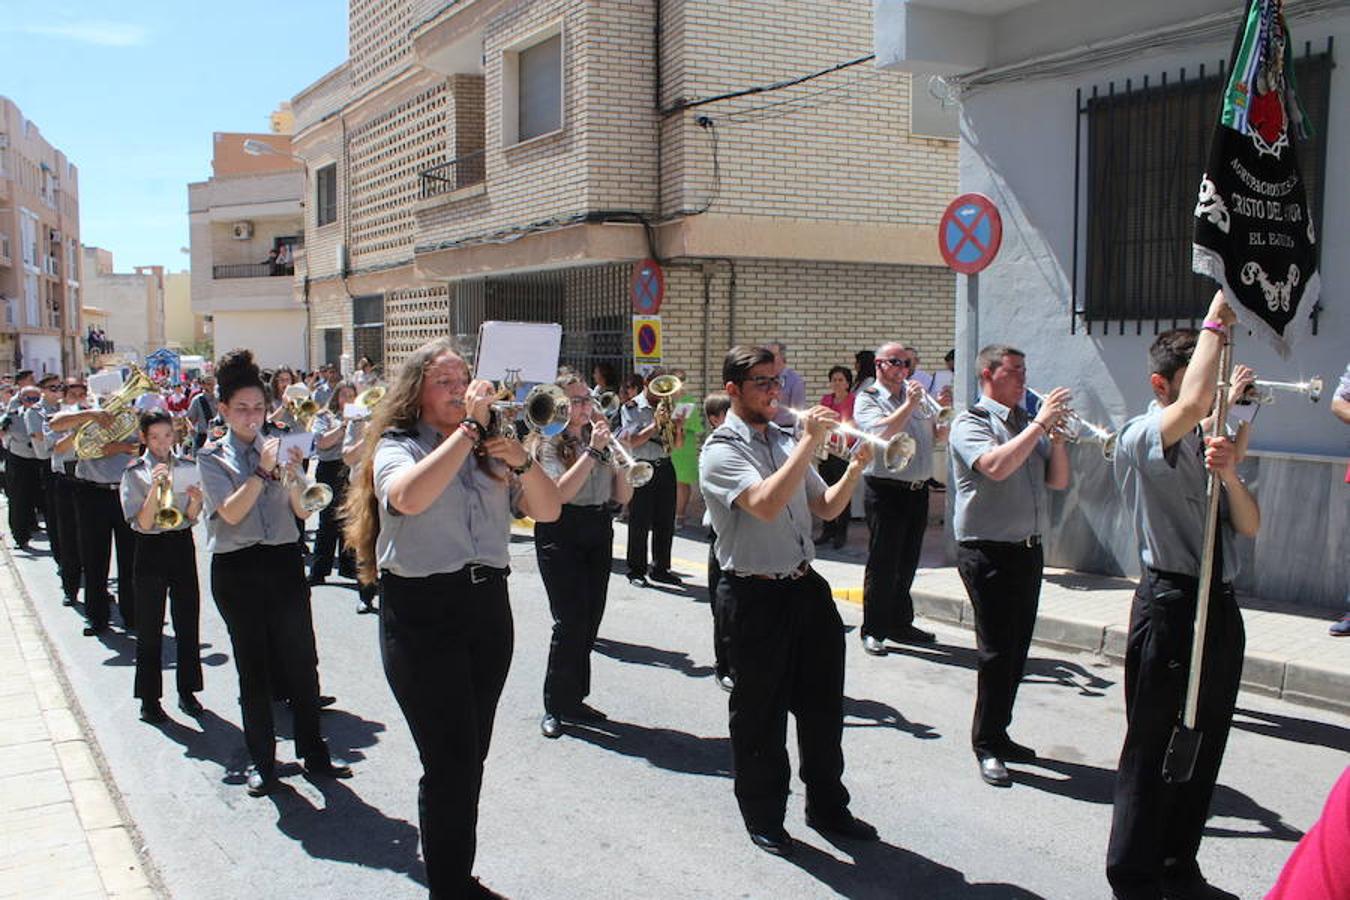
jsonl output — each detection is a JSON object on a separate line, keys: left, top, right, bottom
{"left": 530, "top": 374, "right": 633, "bottom": 740}
{"left": 45, "top": 378, "right": 88, "bottom": 606}
{"left": 343, "top": 337, "right": 560, "bottom": 898}
{"left": 341, "top": 399, "right": 378, "bottom": 614}
{"left": 308, "top": 382, "right": 357, "bottom": 586}
{"left": 120, "top": 411, "right": 204, "bottom": 724}
{"left": 699, "top": 345, "right": 877, "bottom": 858}
{"left": 198, "top": 349, "right": 352, "bottom": 798}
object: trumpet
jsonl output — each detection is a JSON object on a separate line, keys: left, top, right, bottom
{"left": 1240, "top": 376, "right": 1322, "bottom": 405}
{"left": 153, "top": 469, "right": 184, "bottom": 530}
{"left": 491, "top": 383, "right": 570, "bottom": 438}
{"left": 354, "top": 385, "right": 386, "bottom": 411}
{"left": 648, "top": 373, "right": 683, "bottom": 448}
{"left": 1026, "top": 388, "right": 1118, "bottom": 461}
{"left": 281, "top": 464, "right": 334, "bottom": 513}
{"left": 778, "top": 405, "right": 916, "bottom": 472}
{"left": 592, "top": 391, "right": 621, "bottom": 417}
{"left": 909, "top": 382, "right": 957, "bottom": 426}
{"left": 282, "top": 384, "right": 321, "bottom": 430}
{"left": 600, "top": 423, "right": 654, "bottom": 488}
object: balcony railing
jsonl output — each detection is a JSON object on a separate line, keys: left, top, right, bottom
{"left": 419, "top": 149, "right": 486, "bottom": 199}
{"left": 212, "top": 263, "right": 295, "bottom": 279}
{"left": 43, "top": 256, "right": 59, "bottom": 276}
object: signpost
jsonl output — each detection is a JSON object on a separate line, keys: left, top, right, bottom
{"left": 632, "top": 315, "right": 662, "bottom": 372}
{"left": 939, "top": 193, "right": 1003, "bottom": 409}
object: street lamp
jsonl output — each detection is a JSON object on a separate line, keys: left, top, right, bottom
{"left": 242, "top": 138, "right": 311, "bottom": 370}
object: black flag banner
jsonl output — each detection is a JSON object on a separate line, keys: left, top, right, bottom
{"left": 1192, "top": 0, "right": 1319, "bottom": 358}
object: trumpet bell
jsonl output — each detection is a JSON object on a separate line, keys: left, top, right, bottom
{"left": 524, "top": 384, "right": 569, "bottom": 436}
{"left": 881, "top": 433, "right": 917, "bottom": 472}
{"left": 593, "top": 391, "right": 620, "bottom": 417}
{"left": 355, "top": 385, "right": 386, "bottom": 409}
{"left": 648, "top": 374, "right": 683, "bottom": 399}
{"left": 154, "top": 506, "right": 185, "bottom": 529}
{"left": 627, "top": 460, "right": 655, "bottom": 488}
{"left": 301, "top": 483, "right": 334, "bottom": 513}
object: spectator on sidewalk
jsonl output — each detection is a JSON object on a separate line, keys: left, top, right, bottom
{"left": 1331, "top": 362, "right": 1350, "bottom": 638}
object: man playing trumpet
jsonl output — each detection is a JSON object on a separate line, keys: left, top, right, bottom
{"left": 619, "top": 368, "right": 685, "bottom": 586}
{"left": 699, "top": 346, "right": 877, "bottom": 857}
{"left": 854, "top": 341, "right": 948, "bottom": 653}
{"left": 948, "top": 345, "right": 1070, "bottom": 788}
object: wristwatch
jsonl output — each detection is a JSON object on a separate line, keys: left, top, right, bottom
{"left": 509, "top": 456, "right": 534, "bottom": 476}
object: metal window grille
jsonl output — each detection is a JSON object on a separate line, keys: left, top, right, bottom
{"left": 450, "top": 263, "right": 633, "bottom": 382}
{"left": 1073, "top": 39, "right": 1333, "bottom": 334}
{"left": 352, "top": 294, "right": 385, "bottom": 368}
{"left": 315, "top": 164, "right": 338, "bottom": 227}
{"left": 323, "top": 328, "right": 342, "bottom": 367}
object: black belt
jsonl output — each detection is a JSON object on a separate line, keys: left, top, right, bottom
{"left": 866, "top": 476, "right": 927, "bottom": 491}
{"left": 383, "top": 564, "right": 511, "bottom": 586}
{"left": 960, "top": 535, "right": 1042, "bottom": 549}
{"left": 726, "top": 562, "right": 810, "bottom": 581}
{"left": 566, "top": 503, "right": 609, "bottom": 512}
{"left": 77, "top": 480, "right": 119, "bottom": 492}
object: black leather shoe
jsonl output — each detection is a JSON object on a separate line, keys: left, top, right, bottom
{"left": 178, "top": 694, "right": 205, "bottom": 718}
{"left": 139, "top": 700, "right": 168, "bottom": 724}
{"left": 627, "top": 574, "right": 649, "bottom": 588}
{"left": 318, "top": 695, "right": 337, "bottom": 708}
{"left": 979, "top": 756, "right": 1012, "bottom": 787}
{"left": 648, "top": 569, "right": 683, "bottom": 585}
{"left": 62, "top": 594, "right": 77, "bottom": 607}
{"left": 306, "top": 574, "right": 327, "bottom": 587}
{"left": 717, "top": 674, "right": 735, "bottom": 693}
{"left": 83, "top": 624, "right": 108, "bottom": 637}
{"left": 862, "top": 635, "right": 887, "bottom": 656}
{"left": 748, "top": 828, "right": 794, "bottom": 857}
{"left": 245, "top": 766, "right": 276, "bottom": 797}
{"left": 357, "top": 601, "right": 377, "bottom": 615}
{"left": 998, "top": 739, "right": 1037, "bottom": 763}
{"left": 806, "top": 810, "right": 879, "bottom": 841}
{"left": 540, "top": 713, "right": 563, "bottom": 739}
{"left": 568, "top": 703, "right": 608, "bottom": 722}
{"left": 304, "top": 759, "right": 353, "bottom": 779}
{"left": 893, "top": 624, "right": 936, "bottom": 644}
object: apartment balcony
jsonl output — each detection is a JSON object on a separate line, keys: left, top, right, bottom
{"left": 212, "top": 263, "right": 295, "bottom": 279}
{"left": 417, "top": 150, "right": 486, "bottom": 201}
{"left": 43, "top": 256, "right": 59, "bottom": 277}
{"left": 0, "top": 240, "right": 11, "bottom": 268}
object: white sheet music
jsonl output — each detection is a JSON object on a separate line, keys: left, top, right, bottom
{"left": 171, "top": 463, "right": 202, "bottom": 493}
{"left": 474, "top": 321, "right": 562, "bottom": 384}
{"left": 278, "top": 431, "right": 315, "bottom": 462}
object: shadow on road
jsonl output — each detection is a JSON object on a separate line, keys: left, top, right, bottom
{"left": 787, "top": 832, "right": 1044, "bottom": 899}
{"left": 1011, "top": 757, "right": 1304, "bottom": 843}
{"left": 274, "top": 707, "right": 389, "bottom": 766}
{"left": 594, "top": 637, "right": 715, "bottom": 679}
{"left": 155, "top": 708, "right": 254, "bottom": 782}
{"left": 1231, "top": 706, "right": 1350, "bottom": 751}
{"left": 843, "top": 695, "right": 941, "bottom": 740}
{"left": 267, "top": 776, "right": 427, "bottom": 889}
{"left": 566, "top": 717, "right": 732, "bottom": 778}
{"left": 883, "top": 641, "right": 1115, "bottom": 698}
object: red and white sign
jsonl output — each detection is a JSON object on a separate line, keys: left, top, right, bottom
{"left": 939, "top": 194, "right": 1003, "bottom": 275}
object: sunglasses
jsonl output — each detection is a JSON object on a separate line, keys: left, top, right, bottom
{"left": 875, "top": 358, "right": 912, "bottom": 370}
{"left": 742, "top": 374, "right": 786, "bottom": 390}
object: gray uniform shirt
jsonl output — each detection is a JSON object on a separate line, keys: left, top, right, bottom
{"left": 537, "top": 433, "right": 613, "bottom": 507}
{"left": 1113, "top": 402, "right": 1239, "bottom": 582}
{"left": 120, "top": 452, "right": 196, "bottom": 534}
{"left": 198, "top": 432, "right": 299, "bottom": 553}
{"left": 852, "top": 385, "right": 935, "bottom": 482}
{"left": 373, "top": 421, "right": 512, "bottom": 577}
{"left": 699, "top": 410, "right": 826, "bottom": 575}
{"left": 27, "top": 402, "right": 59, "bottom": 460}
{"left": 46, "top": 410, "right": 79, "bottom": 473}
{"left": 949, "top": 395, "right": 1051, "bottom": 542}
{"left": 620, "top": 395, "right": 669, "bottom": 462}
{"left": 314, "top": 412, "right": 344, "bottom": 463}
{"left": 76, "top": 450, "right": 139, "bottom": 484}
{"left": 7, "top": 403, "right": 39, "bottom": 458}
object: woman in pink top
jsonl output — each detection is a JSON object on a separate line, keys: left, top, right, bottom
{"left": 816, "top": 365, "right": 856, "bottom": 548}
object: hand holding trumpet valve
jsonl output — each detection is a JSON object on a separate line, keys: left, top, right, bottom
{"left": 1033, "top": 387, "right": 1073, "bottom": 441}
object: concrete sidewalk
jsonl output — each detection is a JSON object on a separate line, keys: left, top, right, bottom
{"left": 645, "top": 517, "right": 1350, "bottom": 716}
{"left": 0, "top": 538, "right": 158, "bottom": 899}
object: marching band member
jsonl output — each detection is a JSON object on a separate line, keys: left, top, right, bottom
{"left": 198, "top": 349, "right": 351, "bottom": 797}
{"left": 619, "top": 368, "right": 684, "bottom": 586}
{"left": 699, "top": 346, "right": 876, "bottom": 857}
{"left": 120, "top": 411, "right": 204, "bottom": 724}
{"left": 341, "top": 396, "right": 378, "bottom": 614}
{"left": 5, "top": 385, "right": 44, "bottom": 551}
{"left": 45, "top": 378, "right": 87, "bottom": 605}
{"left": 186, "top": 374, "right": 218, "bottom": 451}
{"left": 948, "top": 345, "right": 1070, "bottom": 788}
{"left": 1106, "top": 295, "right": 1259, "bottom": 900}
{"left": 31, "top": 374, "right": 64, "bottom": 564}
{"left": 531, "top": 375, "right": 633, "bottom": 739}
{"left": 308, "top": 382, "right": 357, "bottom": 586}
{"left": 854, "top": 342, "right": 945, "bottom": 653}
{"left": 49, "top": 388, "right": 142, "bottom": 637}
{"left": 699, "top": 390, "right": 732, "bottom": 691}
{"left": 344, "top": 338, "right": 560, "bottom": 897}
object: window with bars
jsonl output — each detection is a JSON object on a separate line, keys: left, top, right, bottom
{"left": 1076, "top": 42, "right": 1332, "bottom": 332}
{"left": 352, "top": 294, "right": 385, "bottom": 368}
{"left": 315, "top": 164, "right": 338, "bottom": 227}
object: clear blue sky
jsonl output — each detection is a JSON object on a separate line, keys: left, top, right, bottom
{"left": 1, "top": 1, "right": 346, "bottom": 272}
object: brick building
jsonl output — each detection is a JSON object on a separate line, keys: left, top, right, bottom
{"left": 80, "top": 247, "right": 167, "bottom": 365}
{"left": 0, "top": 96, "right": 84, "bottom": 376}
{"left": 291, "top": 0, "right": 957, "bottom": 397}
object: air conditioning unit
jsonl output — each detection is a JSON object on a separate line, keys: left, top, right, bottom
{"left": 231, "top": 221, "right": 254, "bottom": 240}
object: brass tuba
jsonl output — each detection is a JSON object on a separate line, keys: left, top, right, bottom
{"left": 74, "top": 367, "right": 156, "bottom": 460}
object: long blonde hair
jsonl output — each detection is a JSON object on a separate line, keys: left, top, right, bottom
{"left": 342, "top": 339, "right": 477, "bottom": 585}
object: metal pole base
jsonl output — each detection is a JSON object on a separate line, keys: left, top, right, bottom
{"left": 1163, "top": 724, "right": 1202, "bottom": 784}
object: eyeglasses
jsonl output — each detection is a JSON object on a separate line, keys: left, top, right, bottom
{"left": 876, "top": 358, "right": 911, "bottom": 370}
{"left": 742, "top": 374, "right": 785, "bottom": 390}
{"left": 568, "top": 397, "right": 593, "bottom": 406}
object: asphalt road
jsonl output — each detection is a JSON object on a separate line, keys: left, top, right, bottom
{"left": 9, "top": 520, "right": 1348, "bottom": 900}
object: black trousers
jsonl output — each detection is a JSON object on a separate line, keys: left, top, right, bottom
{"left": 6, "top": 453, "right": 41, "bottom": 546}
{"left": 862, "top": 478, "right": 929, "bottom": 640}
{"left": 721, "top": 568, "right": 850, "bottom": 832}
{"left": 132, "top": 530, "right": 203, "bottom": 700}
{"left": 626, "top": 457, "right": 675, "bottom": 577}
{"left": 381, "top": 568, "right": 513, "bottom": 896}
{"left": 707, "top": 528, "right": 730, "bottom": 680}
{"left": 1106, "top": 569, "right": 1245, "bottom": 899}
{"left": 536, "top": 506, "right": 612, "bottom": 714}
{"left": 210, "top": 544, "right": 330, "bottom": 776}
{"left": 310, "top": 460, "right": 349, "bottom": 578}
{"left": 51, "top": 472, "right": 83, "bottom": 599}
{"left": 39, "top": 465, "right": 59, "bottom": 560}
{"left": 956, "top": 541, "right": 1043, "bottom": 757}
{"left": 817, "top": 456, "right": 851, "bottom": 543}
{"left": 75, "top": 481, "right": 137, "bottom": 631}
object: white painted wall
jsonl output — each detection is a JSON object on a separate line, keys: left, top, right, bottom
{"left": 211, "top": 309, "right": 307, "bottom": 370}
{"left": 949, "top": 5, "right": 1348, "bottom": 604}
